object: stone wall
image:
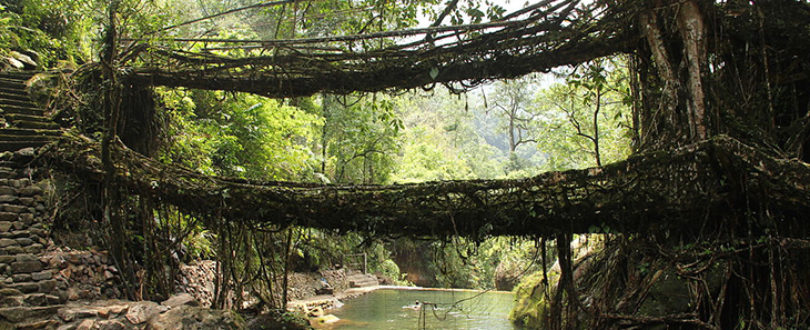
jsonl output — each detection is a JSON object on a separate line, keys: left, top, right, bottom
{"left": 0, "top": 148, "right": 244, "bottom": 329}
{"left": 0, "top": 148, "right": 66, "bottom": 327}
{"left": 42, "top": 248, "right": 122, "bottom": 301}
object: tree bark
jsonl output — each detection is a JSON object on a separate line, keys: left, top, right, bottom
{"left": 677, "top": 0, "right": 709, "bottom": 140}
{"left": 639, "top": 6, "right": 681, "bottom": 145}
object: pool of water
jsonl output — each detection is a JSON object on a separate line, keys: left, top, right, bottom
{"left": 322, "top": 288, "right": 517, "bottom": 330}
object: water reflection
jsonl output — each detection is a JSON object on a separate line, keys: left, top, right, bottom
{"left": 322, "top": 289, "right": 517, "bottom": 330}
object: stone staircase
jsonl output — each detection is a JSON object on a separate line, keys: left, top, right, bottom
{"left": 347, "top": 272, "right": 379, "bottom": 288}
{"left": 0, "top": 71, "right": 60, "bottom": 152}
{"left": 0, "top": 149, "right": 63, "bottom": 329}
{"left": 0, "top": 71, "right": 63, "bottom": 328}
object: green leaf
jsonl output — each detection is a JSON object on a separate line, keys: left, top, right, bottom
{"left": 429, "top": 67, "right": 440, "bottom": 80}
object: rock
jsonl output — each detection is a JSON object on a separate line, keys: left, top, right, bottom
{"left": 75, "top": 319, "right": 95, "bottom": 330}
{"left": 147, "top": 305, "right": 244, "bottom": 330}
{"left": 12, "top": 260, "right": 42, "bottom": 273}
{"left": 0, "top": 238, "right": 17, "bottom": 248}
{"left": 11, "top": 282, "right": 39, "bottom": 293}
{"left": 38, "top": 279, "right": 57, "bottom": 292}
{"left": 161, "top": 293, "right": 200, "bottom": 309}
{"left": 125, "top": 301, "right": 162, "bottom": 325}
{"left": 97, "top": 319, "right": 126, "bottom": 330}
{"left": 15, "top": 237, "right": 34, "bottom": 246}
{"left": 31, "top": 270, "right": 52, "bottom": 281}
{"left": 0, "top": 222, "right": 11, "bottom": 232}
{"left": 3, "top": 205, "right": 26, "bottom": 213}
{"left": 18, "top": 186, "right": 42, "bottom": 196}
{"left": 24, "top": 244, "right": 43, "bottom": 253}
{"left": 23, "top": 293, "right": 59, "bottom": 306}
{"left": 66, "top": 288, "right": 80, "bottom": 301}
{"left": 0, "top": 306, "right": 60, "bottom": 322}
{"left": 493, "top": 258, "right": 522, "bottom": 291}
{"left": 15, "top": 148, "right": 35, "bottom": 158}
{"left": 15, "top": 319, "right": 59, "bottom": 329}
{"left": 0, "top": 255, "right": 13, "bottom": 264}
{"left": 9, "top": 230, "right": 31, "bottom": 238}
{"left": 108, "top": 304, "right": 128, "bottom": 314}
{"left": 18, "top": 213, "right": 33, "bottom": 222}
{"left": 0, "top": 288, "right": 22, "bottom": 297}
{"left": 12, "top": 274, "right": 31, "bottom": 282}
{"left": 0, "top": 195, "right": 15, "bottom": 203}
{"left": 15, "top": 253, "right": 37, "bottom": 262}
{"left": 0, "top": 295, "right": 22, "bottom": 307}
{"left": 97, "top": 306, "right": 110, "bottom": 318}
{"left": 58, "top": 307, "right": 98, "bottom": 322}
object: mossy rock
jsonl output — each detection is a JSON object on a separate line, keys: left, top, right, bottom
{"left": 637, "top": 269, "right": 692, "bottom": 317}
{"left": 509, "top": 269, "right": 559, "bottom": 329}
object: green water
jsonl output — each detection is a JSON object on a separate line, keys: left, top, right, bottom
{"left": 325, "top": 289, "right": 517, "bottom": 330}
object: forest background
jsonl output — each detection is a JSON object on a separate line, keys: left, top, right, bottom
{"left": 0, "top": 0, "right": 631, "bottom": 295}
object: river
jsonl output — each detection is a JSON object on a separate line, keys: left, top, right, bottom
{"left": 320, "top": 288, "right": 517, "bottom": 329}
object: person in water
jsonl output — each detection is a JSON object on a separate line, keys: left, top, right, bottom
{"left": 403, "top": 300, "right": 422, "bottom": 310}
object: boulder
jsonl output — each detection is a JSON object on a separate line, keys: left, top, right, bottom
{"left": 75, "top": 319, "right": 95, "bottom": 330}
{"left": 125, "top": 301, "right": 164, "bottom": 325}
{"left": 161, "top": 293, "right": 200, "bottom": 309}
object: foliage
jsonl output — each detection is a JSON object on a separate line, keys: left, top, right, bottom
{"left": 321, "top": 94, "right": 400, "bottom": 184}
{"left": 390, "top": 88, "right": 501, "bottom": 182}
{"left": 430, "top": 237, "right": 541, "bottom": 290}
{"left": 158, "top": 88, "right": 322, "bottom": 181}
{"left": 0, "top": 0, "right": 95, "bottom": 66}
{"left": 533, "top": 58, "right": 633, "bottom": 169}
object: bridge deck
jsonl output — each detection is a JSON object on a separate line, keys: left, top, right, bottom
{"left": 39, "top": 134, "right": 810, "bottom": 239}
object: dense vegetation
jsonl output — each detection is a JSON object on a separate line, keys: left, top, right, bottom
{"left": 6, "top": 0, "right": 810, "bottom": 328}
{"left": 1, "top": 0, "right": 631, "bottom": 299}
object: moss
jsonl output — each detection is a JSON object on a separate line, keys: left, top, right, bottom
{"left": 509, "top": 269, "right": 560, "bottom": 329}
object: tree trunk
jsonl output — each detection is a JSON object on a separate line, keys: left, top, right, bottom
{"left": 677, "top": 0, "right": 709, "bottom": 140}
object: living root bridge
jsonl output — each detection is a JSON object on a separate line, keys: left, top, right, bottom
{"left": 40, "top": 134, "right": 810, "bottom": 239}
{"left": 125, "top": 0, "right": 637, "bottom": 98}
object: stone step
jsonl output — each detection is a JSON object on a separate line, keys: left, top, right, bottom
{"left": 347, "top": 273, "right": 379, "bottom": 288}
{"left": 349, "top": 279, "right": 378, "bottom": 288}
{"left": 346, "top": 273, "right": 375, "bottom": 280}
{"left": 7, "top": 280, "right": 57, "bottom": 295}
{"left": 3, "top": 113, "right": 50, "bottom": 123}
{"left": 348, "top": 274, "right": 379, "bottom": 288}
{"left": 0, "top": 288, "right": 22, "bottom": 298}
{"left": 0, "top": 98, "right": 36, "bottom": 109}
{"left": 0, "top": 134, "right": 54, "bottom": 142}
{"left": 0, "top": 305, "right": 61, "bottom": 323}
{"left": 0, "top": 141, "right": 49, "bottom": 152}
{"left": 0, "top": 71, "right": 36, "bottom": 81}
{"left": 0, "top": 128, "right": 61, "bottom": 137}
{"left": 15, "top": 319, "right": 60, "bottom": 330}
{"left": 0, "top": 293, "right": 60, "bottom": 308}
{"left": 10, "top": 120, "right": 58, "bottom": 130}
{"left": 0, "top": 92, "right": 30, "bottom": 102}
{"left": 0, "top": 78, "right": 26, "bottom": 90}
{"left": 1, "top": 106, "right": 45, "bottom": 117}
{"left": 0, "top": 88, "right": 26, "bottom": 98}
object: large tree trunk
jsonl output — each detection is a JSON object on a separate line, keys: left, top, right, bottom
{"left": 637, "top": 0, "right": 710, "bottom": 149}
